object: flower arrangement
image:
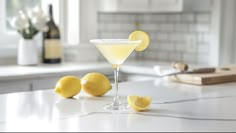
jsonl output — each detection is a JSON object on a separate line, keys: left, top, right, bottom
{"left": 10, "top": 6, "right": 48, "bottom": 39}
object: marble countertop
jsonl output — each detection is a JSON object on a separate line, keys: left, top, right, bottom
{"left": 0, "top": 60, "right": 166, "bottom": 81}
{"left": 0, "top": 79, "right": 236, "bottom": 132}
{"left": 0, "top": 62, "right": 112, "bottom": 81}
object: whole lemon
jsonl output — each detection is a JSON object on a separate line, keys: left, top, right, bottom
{"left": 81, "top": 72, "right": 112, "bottom": 97}
{"left": 54, "top": 76, "right": 81, "bottom": 98}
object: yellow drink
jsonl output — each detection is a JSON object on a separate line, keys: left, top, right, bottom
{"left": 91, "top": 39, "right": 141, "bottom": 111}
{"left": 95, "top": 44, "right": 138, "bottom": 68}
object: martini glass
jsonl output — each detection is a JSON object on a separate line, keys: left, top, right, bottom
{"left": 90, "top": 39, "right": 141, "bottom": 111}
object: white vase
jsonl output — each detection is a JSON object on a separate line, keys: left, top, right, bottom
{"left": 17, "top": 38, "right": 38, "bottom": 65}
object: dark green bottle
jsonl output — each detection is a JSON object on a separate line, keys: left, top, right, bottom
{"left": 42, "top": 4, "right": 61, "bottom": 64}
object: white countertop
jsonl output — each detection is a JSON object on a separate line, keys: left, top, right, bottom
{"left": 0, "top": 79, "right": 236, "bottom": 132}
{"left": 0, "top": 62, "right": 113, "bottom": 81}
{"left": 0, "top": 60, "right": 164, "bottom": 81}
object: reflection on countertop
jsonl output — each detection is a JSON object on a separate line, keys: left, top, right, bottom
{"left": 1, "top": 80, "right": 236, "bottom": 131}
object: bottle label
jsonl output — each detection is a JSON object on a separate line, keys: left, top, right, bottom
{"left": 44, "top": 39, "right": 61, "bottom": 59}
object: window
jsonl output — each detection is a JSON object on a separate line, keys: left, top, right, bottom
{"left": 6, "top": 0, "right": 41, "bottom": 30}
{"left": 0, "top": 0, "right": 18, "bottom": 45}
{"left": 0, "top": 0, "right": 79, "bottom": 46}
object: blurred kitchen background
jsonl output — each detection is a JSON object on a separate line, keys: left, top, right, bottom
{"left": 0, "top": 0, "right": 236, "bottom": 66}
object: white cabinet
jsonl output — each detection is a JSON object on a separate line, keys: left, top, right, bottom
{"left": 99, "top": 0, "right": 118, "bottom": 12}
{"left": 118, "top": 0, "right": 149, "bottom": 12}
{"left": 31, "top": 74, "right": 85, "bottom": 91}
{"left": 99, "top": 0, "right": 183, "bottom": 12}
{"left": 98, "top": 0, "right": 213, "bottom": 12}
{"left": 183, "top": 0, "right": 212, "bottom": 12}
{"left": 151, "top": 0, "right": 183, "bottom": 12}
{"left": 0, "top": 76, "right": 74, "bottom": 94}
{"left": 32, "top": 77, "right": 60, "bottom": 91}
{"left": 0, "top": 81, "right": 31, "bottom": 94}
{"left": 0, "top": 73, "right": 112, "bottom": 94}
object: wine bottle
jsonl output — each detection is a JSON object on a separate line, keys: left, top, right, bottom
{"left": 42, "top": 4, "right": 62, "bottom": 64}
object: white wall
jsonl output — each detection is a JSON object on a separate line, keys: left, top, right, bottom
{"left": 64, "top": 0, "right": 100, "bottom": 62}
{"left": 79, "top": 0, "right": 98, "bottom": 43}
{"left": 218, "top": 0, "right": 236, "bottom": 65}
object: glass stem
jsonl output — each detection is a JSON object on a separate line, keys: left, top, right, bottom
{"left": 113, "top": 66, "right": 120, "bottom": 107}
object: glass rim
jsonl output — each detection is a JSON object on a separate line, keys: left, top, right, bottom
{"left": 90, "top": 39, "right": 142, "bottom": 44}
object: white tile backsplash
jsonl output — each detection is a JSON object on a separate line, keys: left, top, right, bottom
{"left": 156, "top": 33, "right": 168, "bottom": 42}
{"left": 159, "top": 42, "right": 175, "bottom": 51}
{"left": 113, "top": 14, "right": 129, "bottom": 22}
{"left": 107, "top": 23, "right": 121, "bottom": 31}
{"left": 181, "top": 14, "right": 195, "bottom": 22}
{"left": 140, "top": 23, "right": 157, "bottom": 31}
{"left": 174, "top": 23, "right": 189, "bottom": 32}
{"left": 119, "top": 23, "right": 136, "bottom": 32}
{"left": 196, "top": 23, "right": 210, "bottom": 32}
{"left": 99, "top": 14, "right": 114, "bottom": 22}
{"left": 167, "top": 14, "right": 181, "bottom": 22}
{"left": 183, "top": 53, "right": 197, "bottom": 64}
{"left": 100, "top": 32, "right": 113, "bottom": 39}
{"left": 152, "top": 14, "right": 168, "bottom": 22}
{"left": 198, "top": 43, "right": 209, "bottom": 53}
{"left": 112, "top": 32, "right": 129, "bottom": 39}
{"left": 197, "top": 54, "right": 209, "bottom": 64}
{"left": 196, "top": 13, "right": 211, "bottom": 23}
{"left": 201, "top": 33, "right": 212, "bottom": 43}
{"left": 97, "top": 12, "right": 212, "bottom": 65}
{"left": 175, "top": 43, "right": 187, "bottom": 52}
{"left": 159, "top": 23, "right": 174, "bottom": 32}
{"left": 168, "top": 52, "right": 182, "bottom": 62}
{"left": 156, "top": 51, "right": 169, "bottom": 61}
{"left": 170, "top": 33, "right": 184, "bottom": 42}
{"left": 98, "top": 23, "right": 106, "bottom": 31}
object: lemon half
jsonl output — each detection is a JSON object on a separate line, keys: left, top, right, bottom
{"left": 128, "top": 95, "right": 151, "bottom": 111}
{"left": 54, "top": 76, "right": 81, "bottom": 98}
{"left": 129, "top": 30, "right": 150, "bottom": 52}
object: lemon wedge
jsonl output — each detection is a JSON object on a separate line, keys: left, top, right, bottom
{"left": 129, "top": 30, "right": 150, "bottom": 51}
{"left": 127, "top": 95, "right": 152, "bottom": 111}
{"left": 54, "top": 76, "right": 81, "bottom": 98}
{"left": 81, "top": 72, "right": 112, "bottom": 97}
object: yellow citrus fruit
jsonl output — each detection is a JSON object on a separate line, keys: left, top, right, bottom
{"left": 81, "top": 72, "right": 112, "bottom": 97}
{"left": 54, "top": 76, "right": 81, "bottom": 98}
{"left": 128, "top": 30, "right": 150, "bottom": 51}
{"left": 127, "top": 95, "right": 152, "bottom": 111}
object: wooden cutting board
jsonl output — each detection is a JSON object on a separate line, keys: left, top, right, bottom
{"left": 169, "top": 66, "right": 236, "bottom": 85}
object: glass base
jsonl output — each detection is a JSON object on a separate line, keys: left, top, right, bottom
{"left": 103, "top": 103, "right": 128, "bottom": 111}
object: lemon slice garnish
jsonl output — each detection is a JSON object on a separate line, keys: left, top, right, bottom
{"left": 128, "top": 30, "right": 150, "bottom": 51}
{"left": 127, "top": 95, "right": 152, "bottom": 111}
